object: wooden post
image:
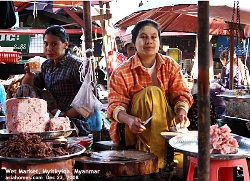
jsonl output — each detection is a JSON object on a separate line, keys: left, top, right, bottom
{"left": 83, "top": 1, "right": 99, "bottom": 144}
{"left": 197, "top": 1, "right": 210, "bottom": 181}
{"left": 229, "top": 23, "right": 236, "bottom": 90}
{"left": 82, "top": 1, "right": 96, "bottom": 83}
{"left": 82, "top": 1, "right": 92, "bottom": 53}
{"left": 99, "top": 1, "right": 110, "bottom": 88}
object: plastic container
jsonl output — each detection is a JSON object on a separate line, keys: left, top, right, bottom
{"left": 0, "top": 47, "right": 14, "bottom": 52}
{"left": 29, "top": 56, "right": 41, "bottom": 73}
{"left": 0, "top": 51, "right": 20, "bottom": 64}
{"left": 77, "top": 137, "right": 92, "bottom": 148}
{"left": 0, "top": 84, "right": 6, "bottom": 115}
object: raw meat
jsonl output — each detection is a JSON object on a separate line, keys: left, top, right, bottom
{"left": 5, "top": 98, "right": 50, "bottom": 133}
{"left": 49, "top": 117, "right": 71, "bottom": 131}
{"left": 210, "top": 124, "right": 238, "bottom": 154}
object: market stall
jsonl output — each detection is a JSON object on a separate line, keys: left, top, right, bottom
{"left": 1, "top": 1, "right": 250, "bottom": 181}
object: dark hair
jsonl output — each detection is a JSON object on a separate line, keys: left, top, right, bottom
{"left": 131, "top": 19, "right": 161, "bottom": 43}
{"left": 43, "top": 25, "right": 68, "bottom": 43}
{"left": 125, "top": 42, "right": 132, "bottom": 49}
{"left": 219, "top": 50, "right": 229, "bottom": 60}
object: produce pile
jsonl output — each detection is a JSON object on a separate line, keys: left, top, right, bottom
{"left": 210, "top": 124, "right": 238, "bottom": 154}
{"left": 0, "top": 74, "right": 24, "bottom": 99}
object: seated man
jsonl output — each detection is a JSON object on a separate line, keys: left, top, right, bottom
{"left": 124, "top": 40, "right": 136, "bottom": 58}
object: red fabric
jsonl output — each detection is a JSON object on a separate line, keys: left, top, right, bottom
{"left": 107, "top": 51, "right": 127, "bottom": 74}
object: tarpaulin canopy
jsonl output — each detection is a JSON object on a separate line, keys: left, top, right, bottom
{"left": 115, "top": 0, "right": 250, "bottom": 38}
{"left": 13, "top": 1, "right": 110, "bottom": 8}
{"left": 14, "top": 1, "right": 101, "bottom": 15}
{"left": 11, "top": 1, "right": 108, "bottom": 34}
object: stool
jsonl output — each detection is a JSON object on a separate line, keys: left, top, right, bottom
{"left": 4, "top": 159, "right": 74, "bottom": 181}
{"left": 186, "top": 157, "right": 250, "bottom": 181}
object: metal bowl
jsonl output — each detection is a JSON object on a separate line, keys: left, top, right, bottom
{"left": 0, "top": 129, "right": 75, "bottom": 140}
{"left": 217, "top": 94, "right": 250, "bottom": 103}
{"left": 169, "top": 133, "right": 250, "bottom": 160}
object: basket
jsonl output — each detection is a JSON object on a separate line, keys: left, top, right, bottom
{"left": 0, "top": 51, "right": 20, "bottom": 64}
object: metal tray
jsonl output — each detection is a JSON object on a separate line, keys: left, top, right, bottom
{"left": 0, "top": 143, "right": 85, "bottom": 164}
{"left": 169, "top": 133, "right": 250, "bottom": 160}
{"left": 0, "top": 129, "right": 75, "bottom": 140}
{"left": 217, "top": 94, "right": 250, "bottom": 102}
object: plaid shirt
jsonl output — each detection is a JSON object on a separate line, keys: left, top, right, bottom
{"left": 107, "top": 52, "right": 193, "bottom": 144}
{"left": 34, "top": 53, "right": 82, "bottom": 112}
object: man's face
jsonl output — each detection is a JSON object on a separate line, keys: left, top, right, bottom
{"left": 126, "top": 43, "right": 136, "bottom": 58}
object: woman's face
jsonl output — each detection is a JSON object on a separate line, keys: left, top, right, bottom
{"left": 220, "top": 58, "right": 227, "bottom": 66}
{"left": 135, "top": 24, "right": 159, "bottom": 58}
{"left": 43, "top": 34, "right": 68, "bottom": 61}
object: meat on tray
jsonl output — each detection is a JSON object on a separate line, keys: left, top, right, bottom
{"left": 210, "top": 124, "right": 238, "bottom": 154}
{"left": 0, "top": 133, "right": 75, "bottom": 158}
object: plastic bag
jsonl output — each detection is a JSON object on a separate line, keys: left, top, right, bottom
{"left": 71, "top": 58, "right": 102, "bottom": 119}
{"left": 0, "top": 1, "right": 16, "bottom": 29}
{"left": 87, "top": 110, "right": 102, "bottom": 131}
{"left": 0, "top": 84, "right": 6, "bottom": 115}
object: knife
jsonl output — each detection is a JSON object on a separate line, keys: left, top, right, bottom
{"left": 143, "top": 113, "right": 156, "bottom": 126}
{"left": 54, "top": 109, "right": 61, "bottom": 117}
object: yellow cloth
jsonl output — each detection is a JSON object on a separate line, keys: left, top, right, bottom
{"left": 125, "top": 86, "right": 176, "bottom": 168}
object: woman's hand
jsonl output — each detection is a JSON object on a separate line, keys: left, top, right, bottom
{"left": 127, "top": 115, "right": 146, "bottom": 134}
{"left": 176, "top": 108, "right": 190, "bottom": 128}
{"left": 117, "top": 111, "right": 146, "bottom": 134}
{"left": 24, "top": 62, "right": 33, "bottom": 75}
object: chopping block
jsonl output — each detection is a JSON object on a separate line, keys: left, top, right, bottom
{"left": 74, "top": 150, "right": 159, "bottom": 180}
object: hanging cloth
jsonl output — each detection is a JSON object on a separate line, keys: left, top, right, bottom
{"left": 0, "top": 1, "right": 16, "bottom": 29}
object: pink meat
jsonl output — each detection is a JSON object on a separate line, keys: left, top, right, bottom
{"left": 210, "top": 124, "right": 238, "bottom": 154}
{"left": 49, "top": 117, "right": 71, "bottom": 131}
{"left": 5, "top": 98, "right": 50, "bottom": 133}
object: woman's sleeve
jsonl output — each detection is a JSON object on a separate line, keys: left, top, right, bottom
{"left": 167, "top": 61, "right": 193, "bottom": 110}
{"left": 107, "top": 71, "right": 130, "bottom": 121}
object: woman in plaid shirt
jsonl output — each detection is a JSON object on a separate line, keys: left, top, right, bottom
{"left": 17, "top": 25, "right": 82, "bottom": 118}
{"left": 107, "top": 19, "right": 193, "bottom": 168}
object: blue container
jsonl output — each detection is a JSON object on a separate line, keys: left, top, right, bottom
{"left": 0, "top": 84, "right": 6, "bottom": 115}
